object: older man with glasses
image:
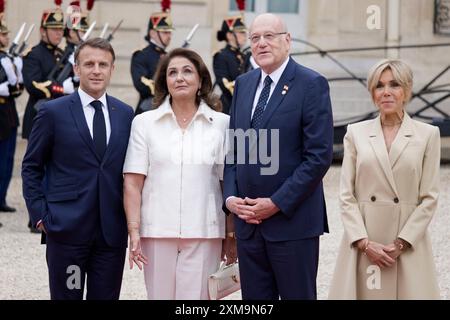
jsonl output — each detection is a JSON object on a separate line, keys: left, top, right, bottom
{"left": 223, "top": 13, "right": 334, "bottom": 300}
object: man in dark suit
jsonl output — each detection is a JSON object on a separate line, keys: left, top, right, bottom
{"left": 22, "top": 38, "right": 134, "bottom": 300}
{"left": 130, "top": 11, "right": 173, "bottom": 115}
{"left": 223, "top": 14, "right": 333, "bottom": 300}
{"left": 22, "top": 7, "right": 69, "bottom": 233}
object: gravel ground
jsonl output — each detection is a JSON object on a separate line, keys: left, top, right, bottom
{"left": 1, "top": 139, "right": 449, "bottom": 300}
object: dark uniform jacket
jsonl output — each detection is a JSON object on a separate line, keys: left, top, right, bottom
{"left": 213, "top": 44, "right": 249, "bottom": 114}
{"left": 62, "top": 41, "right": 79, "bottom": 87}
{"left": 22, "top": 41, "right": 63, "bottom": 139}
{"left": 130, "top": 42, "right": 166, "bottom": 115}
{"left": 0, "top": 50, "right": 20, "bottom": 141}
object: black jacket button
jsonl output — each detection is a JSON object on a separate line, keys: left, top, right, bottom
{"left": 371, "top": 196, "right": 376, "bottom": 202}
{"left": 394, "top": 197, "right": 399, "bottom": 203}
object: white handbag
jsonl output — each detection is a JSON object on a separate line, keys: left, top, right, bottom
{"left": 208, "top": 262, "right": 240, "bottom": 300}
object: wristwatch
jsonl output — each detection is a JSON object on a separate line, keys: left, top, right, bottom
{"left": 226, "top": 232, "right": 236, "bottom": 239}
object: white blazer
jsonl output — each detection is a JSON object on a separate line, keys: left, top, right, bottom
{"left": 123, "top": 97, "right": 230, "bottom": 238}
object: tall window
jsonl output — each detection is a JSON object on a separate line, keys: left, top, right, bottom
{"left": 268, "top": 0, "right": 299, "bottom": 13}
{"left": 230, "top": 0, "right": 255, "bottom": 12}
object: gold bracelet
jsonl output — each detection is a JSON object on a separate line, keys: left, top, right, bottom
{"left": 361, "top": 240, "right": 369, "bottom": 255}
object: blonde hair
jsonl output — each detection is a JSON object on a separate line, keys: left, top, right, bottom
{"left": 367, "top": 59, "right": 413, "bottom": 104}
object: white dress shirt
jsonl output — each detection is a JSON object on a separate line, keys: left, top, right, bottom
{"left": 225, "top": 57, "right": 290, "bottom": 207}
{"left": 251, "top": 57, "right": 290, "bottom": 117}
{"left": 77, "top": 88, "right": 111, "bottom": 144}
{"left": 123, "top": 97, "right": 230, "bottom": 238}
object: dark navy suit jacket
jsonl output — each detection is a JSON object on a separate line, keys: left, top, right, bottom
{"left": 223, "top": 58, "right": 333, "bottom": 241}
{"left": 22, "top": 91, "right": 134, "bottom": 247}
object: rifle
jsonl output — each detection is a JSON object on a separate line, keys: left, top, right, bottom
{"left": 47, "top": 44, "right": 76, "bottom": 83}
{"left": 54, "top": 21, "right": 97, "bottom": 84}
{"left": 15, "top": 24, "right": 35, "bottom": 56}
{"left": 181, "top": 23, "right": 199, "bottom": 48}
{"left": 8, "top": 23, "right": 26, "bottom": 56}
{"left": 105, "top": 19, "right": 123, "bottom": 42}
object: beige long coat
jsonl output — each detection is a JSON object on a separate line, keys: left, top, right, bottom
{"left": 328, "top": 113, "right": 441, "bottom": 299}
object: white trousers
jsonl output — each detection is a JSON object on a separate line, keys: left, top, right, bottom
{"left": 140, "top": 237, "right": 222, "bottom": 300}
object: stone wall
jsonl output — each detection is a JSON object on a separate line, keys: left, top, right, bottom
{"left": 5, "top": 0, "right": 450, "bottom": 122}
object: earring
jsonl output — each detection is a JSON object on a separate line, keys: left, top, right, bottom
{"left": 197, "top": 89, "right": 201, "bottom": 96}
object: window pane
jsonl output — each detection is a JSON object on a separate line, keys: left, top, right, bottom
{"left": 268, "top": 0, "right": 299, "bottom": 13}
{"left": 230, "top": 0, "right": 255, "bottom": 12}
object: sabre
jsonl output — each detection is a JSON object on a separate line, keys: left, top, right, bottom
{"left": 15, "top": 24, "right": 35, "bottom": 56}
{"left": 181, "top": 23, "right": 199, "bottom": 48}
{"left": 106, "top": 19, "right": 123, "bottom": 42}
{"left": 82, "top": 20, "right": 97, "bottom": 42}
{"left": 8, "top": 23, "right": 26, "bottom": 56}
{"left": 99, "top": 23, "right": 109, "bottom": 38}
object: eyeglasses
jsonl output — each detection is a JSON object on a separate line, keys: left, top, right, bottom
{"left": 249, "top": 32, "right": 287, "bottom": 44}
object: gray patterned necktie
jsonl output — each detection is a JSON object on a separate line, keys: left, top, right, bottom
{"left": 251, "top": 75, "right": 272, "bottom": 129}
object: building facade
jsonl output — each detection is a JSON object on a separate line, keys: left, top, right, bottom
{"left": 6, "top": 0, "right": 450, "bottom": 148}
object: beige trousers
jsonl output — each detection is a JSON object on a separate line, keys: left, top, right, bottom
{"left": 140, "top": 237, "right": 222, "bottom": 300}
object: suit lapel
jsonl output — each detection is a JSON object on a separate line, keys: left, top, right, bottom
{"left": 102, "top": 94, "right": 118, "bottom": 164}
{"left": 241, "top": 71, "right": 261, "bottom": 130}
{"left": 368, "top": 116, "right": 399, "bottom": 196}
{"left": 388, "top": 113, "right": 413, "bottom": 168}
{"left": 259, "top": 58, "right": 295, "bottom": 129}
{"left": 69, "top": 92, "right": 101, "bottom": 162}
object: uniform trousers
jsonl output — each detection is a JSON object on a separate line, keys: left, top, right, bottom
{"left": 0, "top": 127, "right": 17, "bottom": 206}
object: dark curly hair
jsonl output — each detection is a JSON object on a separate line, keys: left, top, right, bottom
{"left": 153, "top": 48, "right": 222, "bottom": 111}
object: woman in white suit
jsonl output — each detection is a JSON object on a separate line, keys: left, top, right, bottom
{"left": 329, "top": 59, "right": 441, "bottom": 299}
{"left": 122, "top": 48, "right": 236, "bottom": 300}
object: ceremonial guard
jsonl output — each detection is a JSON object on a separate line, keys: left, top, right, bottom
{"left": 61, "top": 1, "right": 91, "bottom": 94}
{"left": 22, "top": 5, "right": 65, "bottom": 140}
{"left": 0, "top": 7, "right": 24, "bottom": 221}
{"left": 131, "top": 10, "right": 174, "bottom": 115}
{"left": 213, "top": 16, "right": 249, "bottom": 114}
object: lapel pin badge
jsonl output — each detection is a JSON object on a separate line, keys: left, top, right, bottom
{"left": 282, "top": 85, "right": 289, "bottom": 95}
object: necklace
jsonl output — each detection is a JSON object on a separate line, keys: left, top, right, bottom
{"left": 381, "top": 120, "right": 402, "bottom": 127}
{"left": 175, "top": 110, "right": 196, "bottom": 124}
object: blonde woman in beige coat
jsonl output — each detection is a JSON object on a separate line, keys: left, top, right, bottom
{"left": 329, "top": 59, "right": 441, "bottom": 299}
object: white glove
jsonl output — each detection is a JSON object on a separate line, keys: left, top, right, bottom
{"left": 0, "top": 57, "right": 18, "bottom": 85}
{"left": 68, "top": 53, "right": 75, "bottom": 66}
{"left": 13, "top": 56, "right": 23, "bottom": 83}
{"left": 63, "top": 77, "right": 75, "bottom": 94}
{"left": 0, "top": 81, "right": 10, "bottom": 96}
